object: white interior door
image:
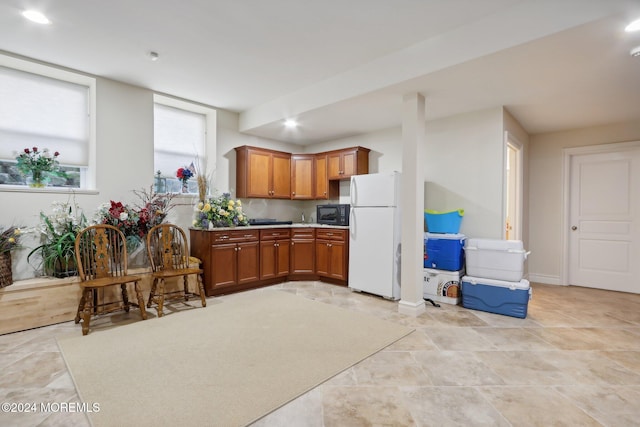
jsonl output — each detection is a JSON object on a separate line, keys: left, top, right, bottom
{"left": 568, "top": 146, "right": 640, "bottom": 293}
{"left": 504, "top": 132, "right": 523, "bottom": 241}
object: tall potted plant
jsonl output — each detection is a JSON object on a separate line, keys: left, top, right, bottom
{"left": 28, "top": 200, "right": 87, "bottom": 277}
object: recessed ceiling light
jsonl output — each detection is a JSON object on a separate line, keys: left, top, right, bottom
{"left": 149, "top": 51, "right": 159, "bottom": 61}
{"left": 631, "top": 46, "right": 640, "bottom": 57}
{"left": 284, "top": 119, "right": 298, "bottom": 128}
{"left": 625, "top": 18, "right": 640, "bottom": 32}
{"left": 22, "top": 10, "right": 50, "bottom": 25}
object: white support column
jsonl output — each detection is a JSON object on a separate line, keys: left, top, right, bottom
{"left": 398, "top": 93, "right": 426, "bottom": 317}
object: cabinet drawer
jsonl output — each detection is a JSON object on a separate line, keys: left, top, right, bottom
{"left": 291, "top": 228, "right": 315, "bottom": 239}
{"left": 212, "top": 229, "right": 259, "bottom": 243}
{"left": 316, "top": 229, "right": 346, "bottom": 241}
{"left": 259, "top": 229, "right": 291, "bottom": 240}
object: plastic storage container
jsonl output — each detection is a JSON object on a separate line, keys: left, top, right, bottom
{"left": 423, "top": 268, "right": 464, "bottom": 305}
{"left": 464, "top": 238, "right": 529, "bottom": 282}
{"left": 461, "top": 276, "right": 531, "bottom": 318}
{"left": 424, "top": 233, "right": 466, "bottom": 271}
{"left": 424, "top": 209, "right": 464, "bottom": 234}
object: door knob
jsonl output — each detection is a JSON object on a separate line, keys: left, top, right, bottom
{"left": 571, "top": 226, "right": 578, "bottom": 231}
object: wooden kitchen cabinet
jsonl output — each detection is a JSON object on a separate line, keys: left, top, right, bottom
{"left": 315, "top": 228, "right": 348, "bottom": 281}
{"left": 235, "top": 146, "right": 291, "bottom": 199}
{"left": 314, "top": 153, "right": 338, "bottom": 200}
{"left": 326, "top": 147, "right": 370, "bottom": 180}
{"left": 290, "top": 228, "right": 315, "bottom": 275}
{"left": 291, "top": 154, "right": 315, "bottom": 200}
{"left": 260, "top": 229, "right": 291, "bottom": 280}
{"left": 191, "top": 229, "right": 260, "bottom": 296}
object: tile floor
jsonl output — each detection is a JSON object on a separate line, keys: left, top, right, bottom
{"left": 1, "top": 281, "right": 639, "bottom": 426}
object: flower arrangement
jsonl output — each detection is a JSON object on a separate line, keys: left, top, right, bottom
{"left": 176, "top": 167, "right": 194, "bottom": 184}
{"left": 193, "top": 193, "right": 249, "bottom": 228}
{"left": 28, "top": 200, "right": 88, "bottom": 277}
{"left": 94, "top": 187, "right": 176, "bottom": 251}
{"left": 15, "top": 147, "right": 61, "bottom": 187}
{"left": 95, "top": 201, "right": 142, "bottom": 249}
{"left": 0, "top": 226, "right": 23, "bottom": 255}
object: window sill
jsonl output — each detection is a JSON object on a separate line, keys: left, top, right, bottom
{"left": 0, "top": 184, "right": 99, "bottom": 195}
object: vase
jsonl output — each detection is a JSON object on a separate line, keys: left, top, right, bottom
{"left": 0, "top": 252, "right": 12, "bottom": 288}
{"left": 181, "top": 181, "right": 189, "bottom": 193}
{"left": 26, "top": 171, "right": 49, "bottom": 188}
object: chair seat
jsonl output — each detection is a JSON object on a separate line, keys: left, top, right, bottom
{"left": 78, "top": 275, "right": 141, "bottom": 289}
{"left": 152, "top": 267, "right": 203, "bottom": 279}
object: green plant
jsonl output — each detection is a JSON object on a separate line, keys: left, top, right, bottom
{"left": 28, "top": 200, "right": 87, "bottom": 277}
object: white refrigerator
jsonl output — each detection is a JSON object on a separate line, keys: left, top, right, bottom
{"left": 348, "top": 171, "right": 401, "bottom": 300}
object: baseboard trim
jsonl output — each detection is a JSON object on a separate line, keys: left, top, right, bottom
{"left": 528, "top": 273, "right": 562, "bottom": 285}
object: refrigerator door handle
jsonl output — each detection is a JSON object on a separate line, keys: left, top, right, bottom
{"left": 349, "top": 209, "right": 355, "bottom": 238}
{"left": 350, "top": 178, "right": 356, "bottom": 206}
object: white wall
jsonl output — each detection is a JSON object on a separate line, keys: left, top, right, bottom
{"left": 423, "top": 107, "right": 505, "bottom": 238}
{"left": 528, "top": 120, "right": 640, "bottom": 284}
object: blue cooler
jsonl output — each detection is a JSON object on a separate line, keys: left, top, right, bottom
{"left": 461, "top": 276, "right": 531, "bottom": 319}
{"left": 423, "top": 233, "right": 466, "bottom": 271}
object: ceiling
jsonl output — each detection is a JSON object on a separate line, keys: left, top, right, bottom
{"left": 1, "top": 0, "right": 639, "bottom": 145}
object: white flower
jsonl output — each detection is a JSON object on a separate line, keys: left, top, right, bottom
{"left": 119, "top": 212, "right": 128, "bottom": 221}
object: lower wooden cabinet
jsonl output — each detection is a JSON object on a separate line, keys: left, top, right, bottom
{"left": 190, "top": 229, "right": 260, "bottom": 296}
{"left": 290, "top": 228, "right": 315, "bottom": 275}
{"left": 260, "top": 229, "right": 290, "bottom": 280}
{"left": 315, "top": 229, "right": 348, "bottom": 281}
{"left": 190, "top": 226, "right": 348, "bottom": 296}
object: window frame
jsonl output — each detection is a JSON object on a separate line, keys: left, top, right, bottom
{"left": 153, "top": 94, "right": 217, "bottom": 195}
{"left": 0, "top": 54, "right": 97, "bottom": 193}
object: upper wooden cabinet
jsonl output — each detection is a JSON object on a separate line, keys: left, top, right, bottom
{"left": 326, "top": 147, "right": 370, "bottom": 180}
{"left": 291, "top": 154, "right": 315, "bottom": 200}
{"left": 235, "top": 146, "right": 291, "bottom": 199}
{"left": 235, "top": 145, "right": 368, "bottom": 199}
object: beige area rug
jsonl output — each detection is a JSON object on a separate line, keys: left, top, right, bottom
{"left": 57, "top": 289, "right": 413, "bottom": 427}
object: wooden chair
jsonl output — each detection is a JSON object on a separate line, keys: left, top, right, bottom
{"left": 74, "top": 224, "right": 147, "bottom": 335}
{"left": 145, "top": 224, "right": 207, "bottom": 317}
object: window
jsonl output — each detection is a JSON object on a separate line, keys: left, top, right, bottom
{"left": 153, "top": 95, "right": 216, "bottom": 194}
{"left": 0, "top": 56, "right": 95, "bottom": 190}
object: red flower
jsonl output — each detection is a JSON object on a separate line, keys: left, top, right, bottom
{"left": 54, "top": 151, "right": 60, "bottom": 157}
{"left": 24, "top": 148, "right": 30, "bottom": 154}
{"left": 32, "top": 147, "right": 38, "bottom": 153}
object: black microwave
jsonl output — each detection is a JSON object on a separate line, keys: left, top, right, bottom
{"left": 316, "top": 204, "right": 350, "bottom": 226}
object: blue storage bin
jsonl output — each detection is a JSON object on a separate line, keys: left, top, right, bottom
{"left": 423, "top": 233, "right": 466, "bottom": 271}
{"left": 424, "top": 209, "right": 464, "bottom": 233}
{"left": 461, "top": 276, "right": 531, "bottom": 319}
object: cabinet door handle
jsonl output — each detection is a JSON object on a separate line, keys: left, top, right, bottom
{"left": 292, "top": 192, "right": 296, "bottom": 195}
{"left": 234, "top": 247, "right": 238, "bottom": 251}
{"left": 244, "top": 234, "right": 253, "bottom": 238}
{"left": 291, "top": 242, "right": 294, "bottom": 246}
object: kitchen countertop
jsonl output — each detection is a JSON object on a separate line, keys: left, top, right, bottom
{"left": 190, "top": 224, "right": 349, "bottom": 231}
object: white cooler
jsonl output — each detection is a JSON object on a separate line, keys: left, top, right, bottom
{"left": 423, "top": 268, "right": 464, "bottom": 305}
{"left": 464, "top": 238, "right": 530, "bottom": 282}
